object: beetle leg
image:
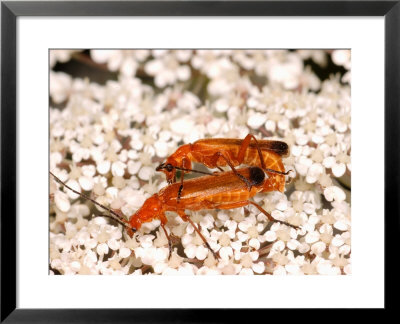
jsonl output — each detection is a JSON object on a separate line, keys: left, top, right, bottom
{"left": 238, "top": 134, "right": 289, "bottom": 177}
{"left": 247, "top": 201, "right": 299, "bottom": 230}
{"left": 212, "top": 199, "right": 299, "bottom": 230}
{"left": 236, "top": 134, "right": 259, "bottom": 166}
{"left": 160, "top": 223, "right": 173, "bottom": 260}
{"left": 211, "top": 151, "right": 252, "bottom": 190}
{"left": 176, "top": 157, "right": 192, "bottom": 203}
{"left": 178, "top": 211, "right": 219, "bottom": 260}
{"left": 177, "top": 172, "right": 184, "bottom": 203}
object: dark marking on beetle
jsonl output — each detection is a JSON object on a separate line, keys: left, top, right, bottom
{"left": 249, "top": 167, "right": 265, "bottom": 186}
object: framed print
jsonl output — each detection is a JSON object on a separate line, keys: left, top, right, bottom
{"left": 1, "top": 0, "right": 398, "bottom": 321}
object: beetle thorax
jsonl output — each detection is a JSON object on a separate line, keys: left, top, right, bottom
{"left": 129, "top": 194, "right": 163, "bottom": 230}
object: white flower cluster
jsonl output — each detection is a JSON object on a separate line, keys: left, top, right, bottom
{"left": 49, "top": 50, "right": 82, "bottom": 68}
{"left": 50, "top": 49, "right": 351, "bottom": 275}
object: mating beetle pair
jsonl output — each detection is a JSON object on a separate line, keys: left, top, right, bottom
{"left": 51, "top": 134, "right": 295, "bottom": 259}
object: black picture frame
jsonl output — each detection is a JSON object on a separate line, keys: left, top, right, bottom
{"left": 1, "top": 0, "right": 398, "bottom": 321}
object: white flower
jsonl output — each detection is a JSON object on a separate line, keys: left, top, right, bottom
{"left": 145, "top": 51, "right": 191, "bottom": 88}
{"left": 50, "top": 50, "right": 81, "bottom": 68}
{"left": 324, "top": 186, "right": 346, "bottom": 202}
{"left": 247, "top": 112, "right": 267, "bottom": 129}
{"left": 332, "top": 50, "right": 351, "bottom": 70}
{"left": 306, "top": 163, "right": 324, "bottom": 184}
{"left": 298, "top": 50, "right": 328, "bottom": 67}
{"left": 262, "top": 51, "right": 304, "bottom": 90}
{"left": 50, "top": 71, "right": 72, "bottom": 103}
{"left": 91, "top": 50, "right": 149, "bottom": 77}
{"left": 191, "top": 50, "right": 231, "bottom": 78}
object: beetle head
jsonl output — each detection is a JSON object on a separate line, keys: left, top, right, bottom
{"left": 156, "top": 160, "right": 177, "bottom": 184}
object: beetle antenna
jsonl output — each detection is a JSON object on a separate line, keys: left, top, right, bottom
{"left": 172, "top": 166, "right": 217, "bottom": 176}
{"left": 49, "top": 171, "right": 127, "bottom": 226}
{"left": 95, "top": 214, "right": 129, "bottom": 228}
{"left": 263, "top": 168, "right": 292, "bottom": 176}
